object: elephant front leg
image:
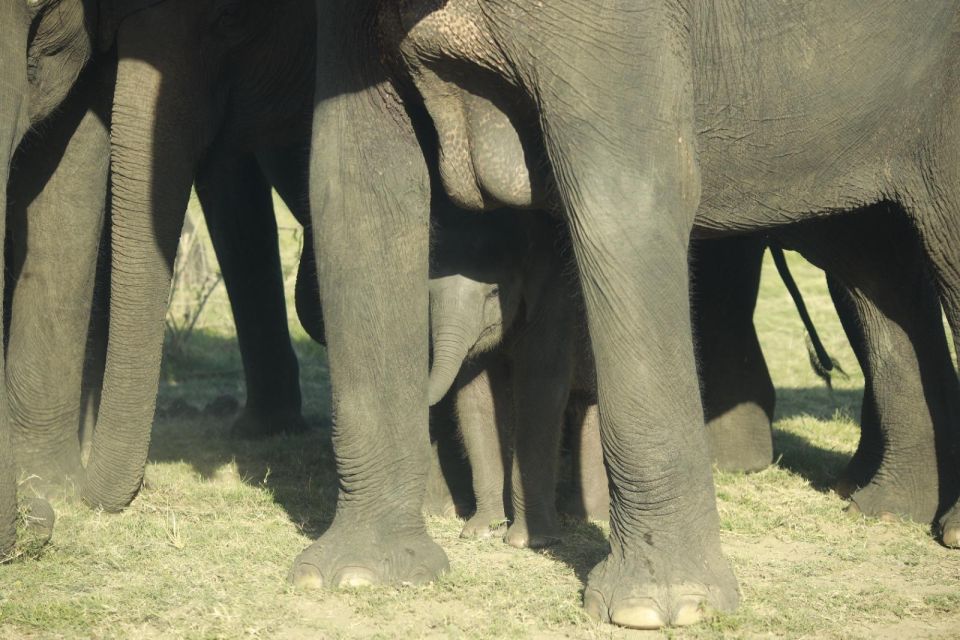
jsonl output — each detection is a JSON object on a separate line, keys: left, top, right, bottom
{"left": 196, "top": 145, "right": 306, "bottom": 439}
{"left": 455, "top": 358, "right": 512, "bottom": 540}
{"left": 6, "top": 63, "right": 109, "bottom": 489}
{"left": 531, "top": 28, "right": 738, "bottom": 627}
{"left": 289, "top": 10, "right": 447, "bottom": 589}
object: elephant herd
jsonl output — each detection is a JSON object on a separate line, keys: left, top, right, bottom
{"left": 3, "top": 0, "right": 960, "bottom": 631}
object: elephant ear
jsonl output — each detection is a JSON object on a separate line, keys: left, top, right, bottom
{"left": 98, "top": 0, "right": 172, "bottom": 51}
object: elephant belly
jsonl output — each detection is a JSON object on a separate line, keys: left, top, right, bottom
{"left": 387, "top": 0, "right": 546, "bottom": 211}
{"left": 434, "top": 88, "right": 543, "bottom": 211}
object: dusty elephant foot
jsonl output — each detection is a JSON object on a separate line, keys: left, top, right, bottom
{"left": 504, "top": 518, "right": 561, "bottom": 549}
{"left": 460, "top": 510, "right": 507, "bottom": 540}
{"left": 939, "top": 503, "right": 960, "bottom": 548}
{"left": 833, "top": 453, "right": 881, "bottom": 499}
{"left": 845, "top": 476, "right": 939, "bottom": 524}
{"left": 3, "top": 497, "right": 55, "bottom": 562}
{"left": 290, "top": 522, "right": 449, "bottom": 589}
{"left": 705, "top": 405, "right": 773, "bottom": 473}
{"left": 230, "top": 407, "right": 308, "bottom": 439}
{"left": 583, "top": 539, "right": 739, "bottom": 629}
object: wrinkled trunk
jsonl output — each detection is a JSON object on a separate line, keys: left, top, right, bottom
{"left": 83, "top": 38, "right": 197, "bottom": 510}
{"left": 427, "top": 280, "right": 484, "bottom": 406}
{"left": 0, "top": 2, "right": 31, "bottom": 557}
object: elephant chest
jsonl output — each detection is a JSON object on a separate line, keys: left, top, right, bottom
{"left": 383, "top": 0, "right": 548, "bottom": 212}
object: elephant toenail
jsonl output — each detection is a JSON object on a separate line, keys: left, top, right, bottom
{"left": 942, "top": 526, "right": 960, "bottom": 548}
{"left": 672, "top": 596, "right": 708, "bottom": 626}
{"left": 335, "top": 566, "right": 377, "bottom": 588}
{"left": 290, "top": 563, "right": 324, "bottom": 589}
{"left": 844, "top": 502, "right": 863, "bottom": 517}
{"left": 610, "top": 598, "right": 667, "bottom": 630}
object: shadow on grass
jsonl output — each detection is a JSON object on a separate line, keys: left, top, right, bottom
{"left": 148, "top": 332, "right": 866, "bottom": 583}
{"left": 150, "top": 329, "right": 337, "bottom": 538}
{"left": 772, "top": 386, "right": 862, "bottom": 491}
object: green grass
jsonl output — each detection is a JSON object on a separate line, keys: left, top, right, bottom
{"left": 2, "top": 200, "right": 960, "bottom": 638}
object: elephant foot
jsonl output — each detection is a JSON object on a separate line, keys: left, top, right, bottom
{"left": 460, "top": 509, "right": 507, "bottom": 540}
{"left": 583, "top": 536, "right": 739, "bottom": 629}
{"left": 230, "top": 406, "right": 308, "bottom": 439}
{"left": 833, "top": 450, "right": 882, "bottom": 500}
{"left": 290, "top": 520, "right": 449, "bottom": 589}
{"left": 3, "top": 497, "right": 55, "bottom": 563}
{"left": 705, "top": 405, "right": 773, "bottom": 473}
{"left": 940, "top": 503, "right": 960, "bottom": 548}
{"left": 504, "top": 516, "right": 561, "bottom": 549}
{"left": 845, "top": 474, "right": 939, "bottom": 524}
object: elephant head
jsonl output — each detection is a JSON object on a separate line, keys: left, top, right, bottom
{"left": 25, "top": 0, "right": 100, "bottom": 124}
{"left": 426, "top": 211, "right": 549, "bottom": 405}
{"left": 83, "top": 0, "right": 316, "bottom": 510}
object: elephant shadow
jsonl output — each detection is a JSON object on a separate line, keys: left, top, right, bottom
{"left": 771, "top": 386, "right": 863, "bottom": 492}
{"left": 147, "top": 331, "right": 339, "bottom": 538}
{"left": 146, "top": 332, "right": 865, "bottom": 576}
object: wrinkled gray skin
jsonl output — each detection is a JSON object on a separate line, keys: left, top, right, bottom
{"left": 304, "top": 1, "right": 960, "bottom": 629}
{"left": 0, "top": 0, "right": 105, "bottom": 557}
{"left": 428, "top": 209, "right": 595, "bottom": 548}
{"left": 83, "top": 0, "right": 317, "bottom": 511}
{"left": 430, "top": 210, "right": 960, "bottom": 549}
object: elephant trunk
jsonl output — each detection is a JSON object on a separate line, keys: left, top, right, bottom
{"left": 427, "top": 279, "right": 485, "bottom": 406}
{"left": 82, "top": 36, "right": 199, "bottom": 510}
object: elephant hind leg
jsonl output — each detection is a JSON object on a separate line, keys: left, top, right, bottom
{"left": 784, "top": 205, "right": 958, "bottom": 526}
{"left": 692, "top": 236, "right": 774, "bottom": 473}
{"left": 196, "top": 145, "right": 306, "bottom": 439}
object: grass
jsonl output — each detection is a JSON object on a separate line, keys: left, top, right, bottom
{"left": 2, "top": 198, "right": 959, "bottom": 638}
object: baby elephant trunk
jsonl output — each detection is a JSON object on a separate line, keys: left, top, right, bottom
{"left": 428, "top": 276, "right": 486, "bottom": 405}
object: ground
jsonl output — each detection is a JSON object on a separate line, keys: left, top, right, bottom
{"left": 1, "top": 198, "right": 959, "bottom": 638}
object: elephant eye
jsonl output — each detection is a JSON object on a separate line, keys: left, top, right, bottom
{"left": 487, "top": 286, "right": 500, "bottom": 298}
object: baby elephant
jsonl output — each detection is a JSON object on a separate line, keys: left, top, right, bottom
{"left": 428, "top": 209, "right": 598, "bottom": 548}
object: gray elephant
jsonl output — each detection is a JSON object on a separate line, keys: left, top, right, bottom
{"left": 1, "top": 0, "right": 110, "bottom": 558}
{"left": 301, "top": 2, "right": 960, "bottom": 629}
{"left": 79, "top": 0, "right": 318, "bottom": 511}
{"left": 429, "top": 207, "right": 960, "bottom": 552}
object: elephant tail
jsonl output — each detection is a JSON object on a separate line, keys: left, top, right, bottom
{"left": 769, "top": 244, "right": 846, "bottom": 388}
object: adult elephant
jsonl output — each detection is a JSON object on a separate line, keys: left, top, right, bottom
{"left": 299, "top": 1, "right": 960, "bottom": 630}
{"left": 0, "top": 0, "right": 33, "bottom": 560}
{"left": 82, "top": 0, "right": 318, "bottom": 511}
{"left": 1, "top": 0, "right": 108, "bottom": 557}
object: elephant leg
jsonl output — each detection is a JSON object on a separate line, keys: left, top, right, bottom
{"left": 780, "top": 207, "right": 958, "bottom": 525}
{"left": 827, "top": 276, "right": 883, "bottom": 498}
{"left": 6, "top": 62, "right": 109, "bottom": 488}
{"left": 903, "top": 63, "right": 960, "bottom": 546}
{"left": 256, "top": 146, "right": 325, "bottom": 345}
{"left": 532, "top": 20, "right": 738, "bottom": 626}
{"left": 505, "top": 280, "right": 576, "bottom": 549}
{"left": 456, "top": 358, "right": 512, "bottom": 540}
{"left": 561, "top": 396, "right": 609, "bottom": 521}
{"left": 692, "top": 236, "right": 774, "bottom": 473}
{"left": 289, "top": 11, "right": 448, "bottom": 589}
{"left": 196, "top": 144, "right": 306, "bottom": 439}
{"left": 0, "top": 3, "right": 30, "bottom": 557}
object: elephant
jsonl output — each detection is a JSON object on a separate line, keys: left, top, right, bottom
{"left": 427, "top": 206, "right": 960, "bottom": 551}
{"left": 79, "top": 0, "right": 319, "bottom": 512}
{"left": 302, "top": 1, "right": 960, "bottom": 629}
{"left": 1, "top": 0, "right": 108, "bottom": 558}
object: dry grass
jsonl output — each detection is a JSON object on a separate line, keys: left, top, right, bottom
{"left": 1, "top": 199, "right": 959, "bottom": 638}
